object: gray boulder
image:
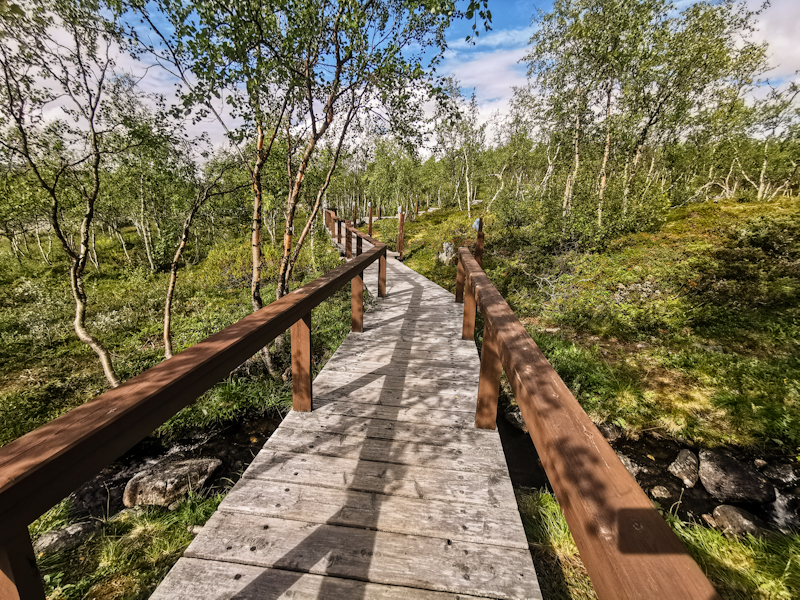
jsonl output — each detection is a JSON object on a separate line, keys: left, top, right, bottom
{"left": 616, "top": 453, "right": 641, "bottom": 478}
{"left": 505, "top": 408, "right": 528, "bottom": 433}
{"left": 712, "top": 505, "right": 768, "bottom": 538}
{"left": 123, "top": 458, "right": 221, "bottom": 508}
{"left": 597, "top": 422, "right": 622, "bottom": 442}
{"left": 698, "top": 450, "right": 775, "bottom": 504}
{"left": 33, "top": 521, "right": 100, "bottom": 557}
{"left": 668, "top": 449, "right": 699, "bottom": 488}
{"left": 650, "top": 485, "right": 671, "bottom": 500}
{"left": 763, "top": 463, "right": 798, "bottom": 485}
{"left": 437, "top": 242, "right": 456, "bottom": 265}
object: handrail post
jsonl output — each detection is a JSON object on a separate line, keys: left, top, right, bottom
{"left": 475, "top": 323, "right": 501, "bottom": 429}
{"left": 397, "top": 209, "right": 405, "bottom": 261}
{"left": 0, "top": 529, "right": 45, "bottom": 600}
{"left": 353, "top": 205, "right": 357, "bottom": 226}
{"left": 351, "top": 272, "right": 363, "bottom": 332}
{"left": 345, "top": 223, "right": 352, "bottom": 258}
{"left": 368, "top": 204, "right": 373, "bottom": 236}
{"left": 290, "top": 313, "right": 312, "bottom": 412}
{"left": 475, "top": 217, "right": 484, "bottom": 267}
{"left": 356, "top": 235, "right": 362, "bottom": 256}
{"left": 462, "top": 276, "right": 476, "bottom": 340}
{"left": 378, "top": 249, "right": 387, "bottom": 298}
{"left": 337, "top": 219, "right": 342, "bottom": 244}
{"left": 455, "top": 255, "right": 465, "bottom": 303}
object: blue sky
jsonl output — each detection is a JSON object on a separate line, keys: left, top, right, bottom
{"left": 437, "top": 0, "right": 800, "bottom": 127}
{"left": 119, "top": 0, "right": 800, "bottom": 145}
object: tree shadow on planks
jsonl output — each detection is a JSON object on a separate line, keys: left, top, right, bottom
{"left": 199, "top": 269, "right": 510, "bottom": 599}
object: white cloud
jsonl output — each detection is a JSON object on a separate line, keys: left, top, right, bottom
{"left": 749, "top": 0, "right": 800, "bottom": 82}
{"left": 447, "top": 26, "right": 535, "bottom": 51}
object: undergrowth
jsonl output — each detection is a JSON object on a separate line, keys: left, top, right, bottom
{"left": 515, "top": 488, "right": 800, "bottom": 599}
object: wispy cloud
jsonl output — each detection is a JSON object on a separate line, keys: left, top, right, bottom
{"left": 447, "top": 26, "right": 535, "bottom": 51}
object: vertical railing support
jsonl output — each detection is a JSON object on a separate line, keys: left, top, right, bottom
{"left": 0, "top": 529, "right": 45, "bottom": 600}
{"left": 475, "top": 217, "right": 484, "bottom": 268}
{"left": 353, "top": 205, "right": 357, "bottom": 227}
{"left": 337, "top": 219, "right": 342, "bottom": 244}
{"left": 351, "top": 272, "right": 363, "bottom": 332}
{"left": 290, "top": 313, "right": 312, "bottom": 412}
{"left": 455, "top": 255, "right": 465, "bottom": 303}
{"left": 378, "top": 249, "right": 387, "bottom": 298}
{"left": 345, "top": 223, "right": 352, "bottom": 258}
{"left": 398, "top": 209, "right": 405, "bottom": 261}
{"left": 356, "top": 235, "right": 362, "bottom": 256}
{"left": 462, "top": 276, "right": 476, "bottom": 340}
{"left": 368, "top": 204, "right": 373, "bottom": 236}
{"left": 475, "top": 324, "right": 501, "bottom": 429}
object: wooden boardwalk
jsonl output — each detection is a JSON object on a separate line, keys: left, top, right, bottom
{"left": 151, "top": 236, "right": 541, "bottom": 599}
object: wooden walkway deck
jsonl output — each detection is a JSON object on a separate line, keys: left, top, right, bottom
{"left": 151, "top": 235, "right": 541, "bottom": 599}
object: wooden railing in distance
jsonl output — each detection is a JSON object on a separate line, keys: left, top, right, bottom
{"left": 324, "top": 209, "right": 387, "bottom": 305}
{"left": 457, "top": 247, "right": 720, "bottom": 600}
{"left": 0, "top": 228, "right": 386, "bottom": 600}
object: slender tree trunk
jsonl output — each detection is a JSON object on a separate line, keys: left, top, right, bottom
{"left": 757, "top": 141, "right": 769, "bottom": 201}
{"left": 139, "top": 177, "right": 155, "bottom": 271}
{"left": 563, "top": 107, "right": 581, "bottom": 222}
{"left": 35, "top": 225, "right": 51, "bottom": 265}
{"left": 251, "top": 123, "right": 266, "bottom": 312}
{"left": 164, "top": 193, "right": 206, "bottom": 359}
{"left": 89, "top": 225, "right": 99, "bottom": 270}
{"left": 597, "top": 87, "right": 612, "bottom": 228}
{"left": 115, "top": 228, "right": 131, "bottom": 263}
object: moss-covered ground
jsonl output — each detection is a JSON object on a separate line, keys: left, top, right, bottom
{"left": 372, "top": 199, "right": 800, "bottom": 599}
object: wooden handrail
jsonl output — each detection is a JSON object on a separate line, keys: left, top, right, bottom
{"left": 457, "top": 247, "right": 719, "bottom": 600}
{"left": 0, "top": 232, "right": 386, "bottom": 598}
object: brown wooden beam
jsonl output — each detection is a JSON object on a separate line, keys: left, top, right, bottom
{"left": 351, "top": 272, "right": 363, "bottom": 333}
{"left": 378, "top": 251, "right": 386, "bottom": 298}
{"left": 0, "top": 529, "right": 44, "bottom": 600}
{"left": 457, "top": 247, "right": 719, "bottom": 600}
{"left": 290, "top": 313, "right": 312, "bottom": 412}
{"left": 475, "top": 323, "right": 501, "bottom": 430}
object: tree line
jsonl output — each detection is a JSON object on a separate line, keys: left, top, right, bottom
{"left": 324, "top": 0, "right": 798, "bottom": 252}
{"left": 0, "top": 0, "right": 490, "bottom": 386}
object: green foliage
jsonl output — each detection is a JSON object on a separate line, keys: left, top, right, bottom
{"left": 516, "top": 488, "right": 800, "bottom": 600}
{"left": 665, "top": 513, "right": 800, "bottom": 599}
{"left": 32, "top": 492, "right": 223, "bottom": 600}
{"left": 390, "top": 199, "right": 800, "bottom": 448}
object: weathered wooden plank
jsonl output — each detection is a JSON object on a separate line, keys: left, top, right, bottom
{"left": 151, "top": 559, "right": 492, "bottom": 600}
{"left": 329, "top": 343, "right": 477, "bottom": 360}
{"left": 241, "top": 450, "right": 516, "bottom": 509}
{"left": 219, "top": 479, "right": 529, "bottom": 549}
{"left": 320, "top": 362, "right": 480, "bottom": 382}
{"left": 280, "top": 411, "right": 495, "bottom": 448}
{"left": 333, "top": 338, "right": 477, "bottom": 354}
{"left": 350, "top": 332, "right": 470, "bottom": 344}
{"left": 309, "top": 400, "right": 476, "bottom": 426}
{"left": 314, "top": 369, "right": 478, "bottom": 398}
{"left": 184, "top": 513, "right": 540, "bottom": 599}
{"left": 266, "top": 428, "right": 507, "bottom": 473}
{"left": 311, "top": 385, "right": 476, "bottom": 413}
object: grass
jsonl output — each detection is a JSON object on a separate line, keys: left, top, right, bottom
{"left": 372, "top": 199, "right": 800, "bottom": 449}
{"left": 0, "top": 224, "right": 349, "bottom": 445}
{"left": 515, "top": 489, "right": 800, "bottom": 600}
{"left": 31, "top": 493, "right": 222, "bottom": 600}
